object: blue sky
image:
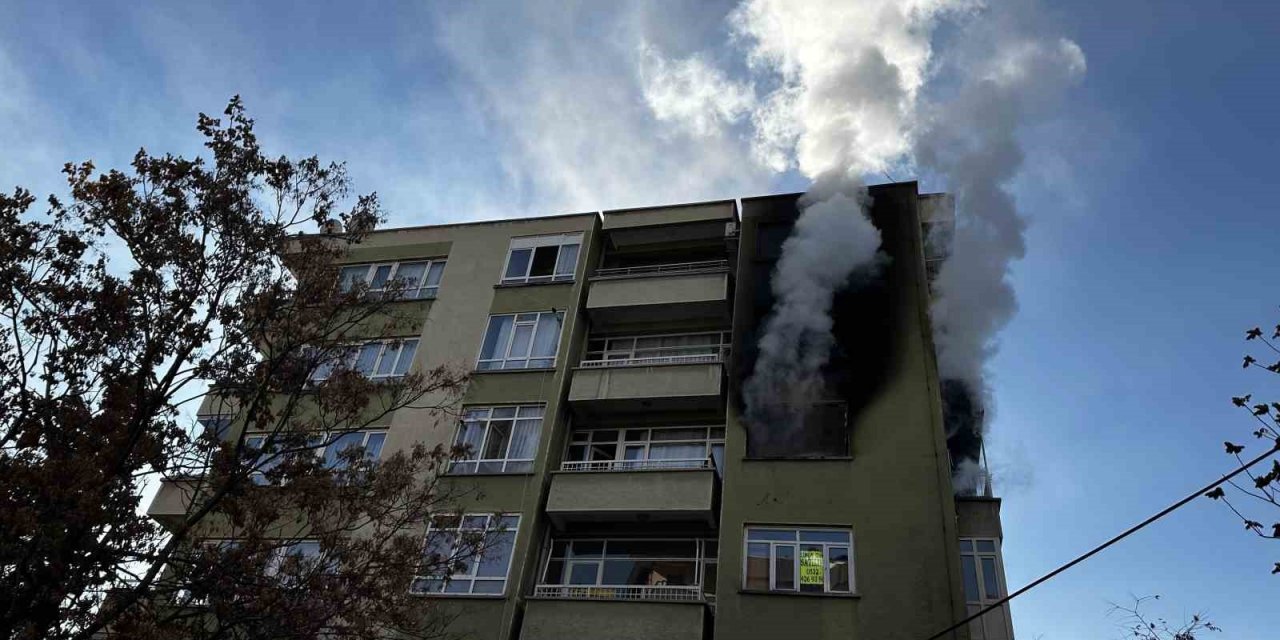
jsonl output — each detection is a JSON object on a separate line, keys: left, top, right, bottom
{"left": 2, "top": 1, "right": 1277, "bottom": 637}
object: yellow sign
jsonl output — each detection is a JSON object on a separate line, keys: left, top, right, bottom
{"left": 799, "top": 549, "right": 824, "bottom": 585}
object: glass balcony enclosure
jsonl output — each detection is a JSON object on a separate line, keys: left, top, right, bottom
{"left": 581, "top": 331, "right": 730, "bottom": 368}
{"left": 563, "top": 426, "right": 724, "bottom": 472}
{"left": 536, "top": 538, "right": 717, "bottom": 602}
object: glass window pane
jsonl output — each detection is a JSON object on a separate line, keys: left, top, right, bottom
{"left": 531, "top": 313, "right": 562, "bottom": 359}
{"left": 550, "top": 540, "right": 569, "bottom": 558}
{"left": 498, "top": 515, "right": 520, "bottom": 529}
{"left": 703, "top": 561, "right": 718, "bottom": 594}
{"left": 960, "top": 556, "right": 980, "bottom": 602}
{"left": 393, "top": 340, "right": 418, "bottom": 375}
{"left": 975, "top": 540, "right": 996, "bottom": 553}
{"left": 566, "top": 445, "right": 587, "bottom": 461}
{"left": 773, "top": 545, "right": 796, "bottom": 590}
{"left": 476, "top": 531, "right": 515, "bottom": 578}
{"left": 589, "top": 442, "right": 617, "bottom": 461}
{"left": 606, "top": 540, "right": 696, "bottom": 559}
{"left": 471, "top": 580, "right": 504, "bottom": 594}
{"left": 509, "top": 324, "right": 534, "bottom": 360}
{"left": 392, "top": 262, "right": 428, "bottom": 292}
{"left": 443, "top": 579, "right": 472, "bottom": 593}
{"left": 492, "top": 407, "right": 518, "bottom": 419}
{"left": 483, "top": 421, "right": 512, "bottom": 460}
{"left": 623, "top": 446, "right": 645, "bottom": 461}
{"left": 504, "top": 248, "right": 531, "bottom": 280}
{"left": 338, "top": 265, "right": 368, "bottom": 292}
{"left": 479, "top": 316, "right": 514, "bottom": 361}
{"left": 370, "top": 265, "right": 393, "bottom": 289}
{"left": 980, "top": 557, "right": 1000, "bottom": 599}
{"left": 959, "top": 540, "right": 974, "bottom": 552}
{"left": 363, "top": 432, "right": 386, "bottom": 460}
{"left": 624, "top": 429, "right": 647, "bottom": 442}
{"left": 353, "top": 343, "right": 381, "bottom": 376}
{"left": 704, "top": 541, "right": 718, "bottom": 558}
{"left": 799, "top": 530, "right": 852, "bottom": 544}
{"left": 517, "top": 406, "right": 544, "bottom": 418}
{"left": 373, "top": 343, "right": 398, "bottom": 377}
{"left": 827, "top": 547, "right": 850, "bottom": 592}
{"left": 568, "top": 563, "right": 599, "bottom": 585}
{"left": 508, "top": 420, "right": 541, "bottom": 460}
{"left": 747, "top": 529, "right": 797, "bottom": 542}
{"left": 651, "top": 428, "right": 708, "bottom": 441}
{"left": 544, "top": 560, "right": 566, "bottom": 583}
{"left": 425, "top": 261, "right": 446, "bottom": 287}
{"left": 324, "top": 432, "right": 366, "bottom": 470}
{"left": 529, "top": 245, "right": 559, "bottom": 277}
{"left": 569, "top": 541, "right": 603, "bottom": 558}
{"left": 745, "top": 543, "right": 770, "bottom": 590}
{"left": 648, "top": 443, "right": 704, "bottom": 462}
{"left": 456, "top": 422, "right": 485, "bottom": 461}
{"left": 554, "top": 243, "right": 579, "bottom": 277}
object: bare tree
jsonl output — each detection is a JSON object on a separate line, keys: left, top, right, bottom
{"left": 1204, "top": 318, "right": 1280, "bottom": 575}
{"left": 0, "top": 98, "right": 490, "bottom": 640}
{"left": 1108, "top": 595, "right": 1220, "bottom": 640}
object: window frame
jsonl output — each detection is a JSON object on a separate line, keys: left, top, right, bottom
{"left": 959, "top": 537, "right": 1007, "bottom": 604}
{"left": 309, "top": 338, "right": 420, "bottom": 383}
{"left": 243, "top": 429, "right": 387, "bottom": 484}
{"left": 448, "top": 405, "right": 545, "bottom": 475}
{"left": 412, "top": 513, "right": 521, "bottom": 597}
{"left": 582, "top": 331, "right": 731, "bottom": 366}
{"left": 742, "top": 527, "right": 854, "bottom": 595}
{"left": 499, "top": 233, "right": 582, "bottom": 285}
{"left": 539, "top": 538, "right": 717, "bottom": 590}
{"left": 338, "top": 259, "right": 447, "bottom": 300}
{"left": 475, "top": 312, "right": 563, "bottom": 371}
{"left": 564, "top": 425, "right": 725, "bottom": 471}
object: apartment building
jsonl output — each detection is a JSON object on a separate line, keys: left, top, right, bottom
{"left": 148, "top": 180, "right": 1014, "bottom": 640}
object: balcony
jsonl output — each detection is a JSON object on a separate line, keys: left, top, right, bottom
{"left": 586, "top": 260, "right": 731, "bottom": 328}
{"left": 147, "top": 477, "right": 201, "bottom": 531}
{"left": 568, "top": 334, "right": 728, "bottom": 420}
{"left": 519, "top": 597, "right": 705, "bottom": 640}
{"left": 546, "top": 460, "right": 719, "bottom": 528}
{"left": 533, "top": 584, "right": 702, "bottom": 602}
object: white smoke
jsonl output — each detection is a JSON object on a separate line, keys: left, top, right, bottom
{"left": 637, "top": 0, "right": 1085, "bottom": 486}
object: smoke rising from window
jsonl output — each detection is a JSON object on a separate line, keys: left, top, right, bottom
{"left": 638, "top": 0, "right": 1084, "bottom": 489}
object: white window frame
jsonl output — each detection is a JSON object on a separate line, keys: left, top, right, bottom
{"left": 563, "top": 426, "right": 725, "bottom": 471}
{"left": 338, "top": 259, "right": 447, "bottom": 300}
{"left": 309, "top": 338, "right": 419, "bottom": 382}
{"left": 412, "top": 513, "right": 521, "bottom": 596}
{"left": 539, "top": 538, "right": 716, "bottom": 590}
{"left": 499, "top": 233, "right": 582, "bottom": 284}
{"left": 581, "top": 331, "right": 731, "bottom": 368}
{"left": 476, "top": 312, "right": 562, "bottom": 371}
{"left": 742, "top": 527, "right": 854, "bottom": 595}
{"left": 243, "top": 429, "right": 387, "bottom": 484}
{"left": 449, "top": 405, "right": 544, "bottom": 475}
{"left": 959, "top": 538, "right": 1007, "bottom": 604}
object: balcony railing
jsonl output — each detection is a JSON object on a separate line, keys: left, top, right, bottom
{"left": 533, "top": 584, "right": 703, "bottom": 602}
{"left": 593, "top": 259, "right": 729, "bottom": 280}
{"left": 579, "top": 350, "right": 728, "bottom": 369}
{"left": 561, "top": 457, "right": 713, "bottom": 472}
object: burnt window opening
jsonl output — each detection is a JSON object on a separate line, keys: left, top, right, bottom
{"left": 745, "top": 401, "right": 849, "bottom": 459}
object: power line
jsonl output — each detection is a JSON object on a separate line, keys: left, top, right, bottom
{"left": 925, "top": 441, "right": 1280, "bottom": 640}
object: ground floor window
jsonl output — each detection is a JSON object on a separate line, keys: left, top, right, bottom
{"left": 743, "top": 527, "right": 852, "bottom": 594}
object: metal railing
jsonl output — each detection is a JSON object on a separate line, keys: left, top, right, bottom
{"left": 593, "top": 259, "right": 729, "bottom": 279}
{"left": 561, "top": 457, "right": 713, "bottom": 472}
{"left": 579, "top": 347, "right": 729, "bottom": 369}
{"left": 533, "top": 584, "right": 703, "bottom": 602}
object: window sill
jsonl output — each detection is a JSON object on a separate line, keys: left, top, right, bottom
{"left": 443, "top": 471, "right": 537, "bottom": 478}
{"left": 471, "top": 367, "right": 557, "bottom": 375}
{"left": 738, "top": 589, "right": 860, "bottom": 599}
{"left": 409, "top": 592, "right": 509, "bottom": 600}
{"left": 493, "top": 280, "right": 575, "bottom": 289}
{"left": 742, "top": 456, "right": 854, "bottom": 462}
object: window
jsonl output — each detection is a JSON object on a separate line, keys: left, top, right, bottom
{"left": 582, "top": 331, "right": 730, "bottom": 367}
{"left": 744, "top": 527, "right": 852, "bottom": 594}
{"left": 450, "top": 406, "right": 543, "bottom": 474}
{"left": 500, "top": 233, "right": 581, "bottom": 284}
{"left": 198, "top": 415, "right": 233, "bottom": 441}
{"left": 564, "top": 426, "right": 725, "bottom": 471}
{"left": 310, "top": 338, "right": 419, "bottom": 382}
{"left": 338, "top": 259, "right": 446, "bottom": 300}
{"left": 476, "top": 312, "right": 562, "bottom": 370}
{"left": 244, "top": 430, "right": 386, "bottom": 484}
{"left": 412, "top": 514, "right": 520, "bottom": 596}
{"left": 959, "top": 539, "right": 1004, "bottom": 604}
{"left": 540, "top": 539, "right": 716, "bottom": 594}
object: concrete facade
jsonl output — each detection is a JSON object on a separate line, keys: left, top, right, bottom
{"left": 148, "top": 183, "right": 1013, "bottom": 640}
